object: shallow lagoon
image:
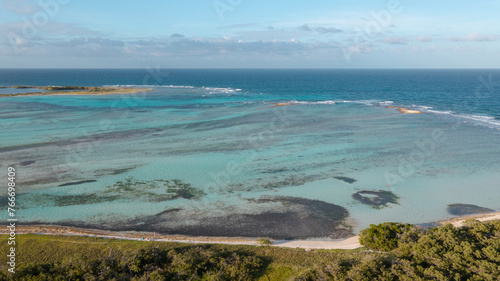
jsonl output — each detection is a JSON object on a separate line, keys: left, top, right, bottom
{"left": 2, "top": 84, "right": 500, "bottom": 239}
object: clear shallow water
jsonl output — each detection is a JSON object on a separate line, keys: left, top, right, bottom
{"left": 1, "top": 69, "right": 499, "bottom": 239}
{"left": 0, "top": 87, "right": 48, "bottom": 95}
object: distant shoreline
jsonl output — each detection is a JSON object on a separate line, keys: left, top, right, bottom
{"left": 2, "top": 211, "right": 499, "bottom": 250}
{"left": 0, "top": 86, "right": 152, "bottom": 97}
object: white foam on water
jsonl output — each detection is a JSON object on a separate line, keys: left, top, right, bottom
{"left": 291, "top": 100, "right": 337, "bottom": 105}
{"left": 410, "top": 106, "right": 500, "bottom": 130}
{"left": 378, "top": 101, "right": 394, "bottom": 106}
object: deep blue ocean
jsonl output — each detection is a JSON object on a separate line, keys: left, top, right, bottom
{"left": 1, "top": 69, "right": 499, "bottom": 122}
{"left": 1, "top": 69, "right": 499, "bottom": 239}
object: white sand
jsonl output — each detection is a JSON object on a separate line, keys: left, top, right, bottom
{"left": 440, "top": 211, "right": 500, "bottom": 227}
{"left": 4, "top": 212, "right": 500, "bottom": 251}
{"left": 273, "top": 236, "right": 361, "bottom": 250}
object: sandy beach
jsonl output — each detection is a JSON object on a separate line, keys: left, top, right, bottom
{"left": 438, "top": 211, "right": 500, "bottom": 227}
{"left": 3, "top": 212, "right": 499, "bottom": 250}
{"left": 0, "top": 224, "right": 357, "bottom": 249}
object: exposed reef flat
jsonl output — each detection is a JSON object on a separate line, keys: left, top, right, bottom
{"left": 22, "top": 196, "right": 353, "bottom": 240}
{"left": 386, "top": 106, "right": 422, "bottom": 114}
{"left": 130, "top": 196, "right": 353, "bottom": 239}
{"left": 447, "top": 203, "right": 495, "bottom": 216}
{"left": 0, "top": 85, "right": 152, "bottom": 97}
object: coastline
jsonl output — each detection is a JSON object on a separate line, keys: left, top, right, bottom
{"left": 437, "top": 210, "right": 500, "bottom": 227}
{"left": 0, "top": 86, "right": 152, "bottom": 97}
{"left": 3, "top": 211, "right": 499, "bottom": 250}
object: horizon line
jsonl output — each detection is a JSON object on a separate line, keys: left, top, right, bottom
{"left": 1, "top": 68, "right": 500, "bottom": 70}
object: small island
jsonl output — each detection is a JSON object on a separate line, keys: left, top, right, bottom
{"left": 0, "top": 85, "right": 152, "bottom": 97}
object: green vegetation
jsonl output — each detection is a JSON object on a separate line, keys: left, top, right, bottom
{"left": 359, "top": 222, "right": 414, "bottom": 251}
{"left": 1, "top": 220, "right": 499, "bottom": 280}
{"left": 303, "top": 220, "right": 500, "bottom": 280}
{"left": 256, "top": 238, "right": 273, "bottom": 246}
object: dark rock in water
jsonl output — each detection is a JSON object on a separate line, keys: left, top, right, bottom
{"left": 95, "top": 166, "right": 137, "bottom": 176}
{"left": 138, "top": 197, "right": 352, "bottom": 239}
{"left": 58, "top": 180, "right": 97, "bottom": 187}
{"left": 19, "top": 160, "right": 36, "bottom": 166}
{"left": 447, "top": 204, "right": 494, "bottom": 216}
{"left": 333, "top": 176, "right": 357, "bottom": 184}
{"left": 352, "top": 190, "right": 399, "bottom": 209}
{"left": 49, "top": 196, "right": 353, "bottom": 240}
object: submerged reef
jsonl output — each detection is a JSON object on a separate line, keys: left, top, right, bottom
{"left": 333, "top": 176, "right": 357, "bottom": 184}
{"left": 13, "top": 193, "right": 120, "bottom": 208}
{"left": 94, "top": 166, "right": 138, "bottom": 176}
{"left": 19, "top": 160, "right": 36, "bottom": 166}
{"left": 104, "top": 177, "right": 205, "bottom": 202}
{"left": 18, "top": 178, "right": 205, "bottom": 208}
{"left": 51, "top": 194, "right": 119, "bottom": 207}
{"left": 58, "top": 180, "right": 97, "bottom": 187}
{"left": 447, "top": 204, "right": 494, "bottom": 216}
{"left": 164, "top": 179, "right": 205, "bottom": 200}
{"left": 352, "top": 190, "right": 400, "bottom": 209}
{"left": 261, "top": 174, "right": 318, "bottom": 189}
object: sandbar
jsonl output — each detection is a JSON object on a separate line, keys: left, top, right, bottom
{"left": 386, "top": 106, "right": 422, "bottom": 114}
{"left": 272, "top": 102, "right": 294, "bottom": 107}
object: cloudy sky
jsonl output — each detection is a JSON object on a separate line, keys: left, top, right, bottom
{"left": 1, "top": 0, "right": 499, "bottom": 68}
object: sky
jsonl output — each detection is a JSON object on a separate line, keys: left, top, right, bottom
{"left": 0, "top": 0, "right": 499, "bottom": 68}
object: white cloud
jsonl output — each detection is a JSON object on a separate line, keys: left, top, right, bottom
{"left": 378, "top": 36, "right": 409, "bottom": 45}
{"left": 0, "top": 21, "right": 102, "bottom": 38}
{"left": 0, "top": 0, "right": 39, "bottom": 15}
{"left": 415, "top": 35, "right": 433, "bottom": 42}
{"left": 0, "top": 35, "right": 342, "bottom": 59}
{"left": 299, "top": 24, "right": 342, "bottom": 34}
{"left": 447, "top": 32, "right": 499, "bottom": 42}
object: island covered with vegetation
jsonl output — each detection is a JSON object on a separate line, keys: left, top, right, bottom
{"left": 0, "top": 85, "right": 152, "bottom": 97}
{"left": 1, "top": 219, "right": 499, "bottom": 280}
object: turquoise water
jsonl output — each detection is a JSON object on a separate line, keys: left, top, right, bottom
{"left": 0, "top": 87, "right": 48, "bottom": 95}
{"left": 1, "top": 69, "right": 499, "bottom": 239}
